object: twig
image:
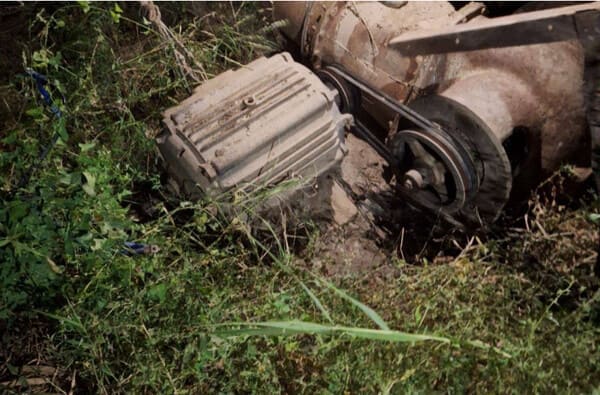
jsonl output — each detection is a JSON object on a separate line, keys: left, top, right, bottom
{"left": 451, "top": 236, "right": 475, "bottom": 265}
{"left": 68, "top": 369, "right": 76, "bottom": 395}
{"left": 398, "top": 227, "right": 406, "bottom": 262}
{"left": 140, "top": 1, "right": 207, "bottom": 84}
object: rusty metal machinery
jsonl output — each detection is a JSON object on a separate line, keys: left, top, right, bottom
{"left": 274, "top": 1, "right": 589, "bottom": 225}
{"left": 388, "top": 1, "right": 600, "bottom": 192}
{"left": 157, "top": 53, "right": 351, "bottom": 200}
{"left": 157, "top": 1, "right": 595, "bottom": 228}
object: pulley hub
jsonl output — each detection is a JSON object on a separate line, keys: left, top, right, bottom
{"left": 390, "top": 129, "right": 475, "bottom": 215}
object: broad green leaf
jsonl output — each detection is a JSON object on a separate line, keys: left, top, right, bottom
{"left": 79, "top": 142, "right": 96, "bottom": 152}
{"left": 78, "top": 1, "right": 90, "bottom": 13}
{"left": 32, "top": 49, "right": 50, "bottom": 68}
{"left": 110, "top": 3, "right": 123, "bottom": 23}
{"left": 148, "top": 283, "right": 167, "bottom": 303}
{"left": 26, "top": 107, "right": 45, "bottom": 120}
{"left": 56, "top": 117, "right": 68, "bottom": 141}
{"left": 9, "top": 202, "right": 27, "bottom": 222}
{"left": 48, "top": 51, "right": 62, "bottom": 69}
{"left": 82, "top": 171, "right": 96, "bottom": 196}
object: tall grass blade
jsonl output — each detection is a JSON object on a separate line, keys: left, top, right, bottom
{"left": 214, "top": 320, "right": 449, "bottom": 343}
{"left": 299, "top": 281, "right": 334, "bottom": 324}
{"left": 466, "top": 340, "right": 513, "bottom": 358}
{"left": 317, "top": 277, "right": 390, "bottom": 330}
{"left": 34, "top": 309, "right": 86, "bottom": 334}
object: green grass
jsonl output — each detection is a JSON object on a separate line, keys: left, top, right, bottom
{"left": 1, "top": 2, "right": 600, "bottom": 394}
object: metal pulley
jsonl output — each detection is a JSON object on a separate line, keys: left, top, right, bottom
{"left": 317, "top": 65, "right": 504, "bottom": 225}
{"left": 390, "top": 129, "right": 472, "bottom": 215}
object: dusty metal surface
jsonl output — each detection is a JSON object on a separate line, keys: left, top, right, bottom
{"left": 273, "top": 1, "right": 588, "bottom": 224}
{"left": 271, "top": 1, "right": 308, "bottom": 44}
{"left": 300, "top": 1, "right": 456, "bottom": 102}
{"left": 157, "top": 52, "right": 351, "bottom": 198}
{"left": 388, "top": 1, "right": 600, "bottom": 193}
{"left": 389, "top": 2, "right": 600, "bottom": 55}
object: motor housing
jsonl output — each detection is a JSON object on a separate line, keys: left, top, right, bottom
{"left": 156, "top": 52, "right": 351, "bottom": 200}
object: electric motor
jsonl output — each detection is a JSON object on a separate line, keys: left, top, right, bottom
{"left": 156, "top": 52, "right": 351, "bottom": 200}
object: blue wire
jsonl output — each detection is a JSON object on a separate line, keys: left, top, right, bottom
{"left": 11, "top": 69, "right": 65, "bottom": 191}
{"left": 25, "top": 68, "right": 63, "bottom": 118}
{"left": 122, "top": 241, "right": 159, "bottom": 256}
{"left": 18, "top": 71, "right": 160, "bottom": 257}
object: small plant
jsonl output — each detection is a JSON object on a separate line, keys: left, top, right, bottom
{"left": 0, "top": 129, "right": 134, "bottom": 320}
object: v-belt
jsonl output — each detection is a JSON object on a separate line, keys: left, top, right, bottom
{"left": 325, "top": 65, "right": 478, "bottom": 226}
